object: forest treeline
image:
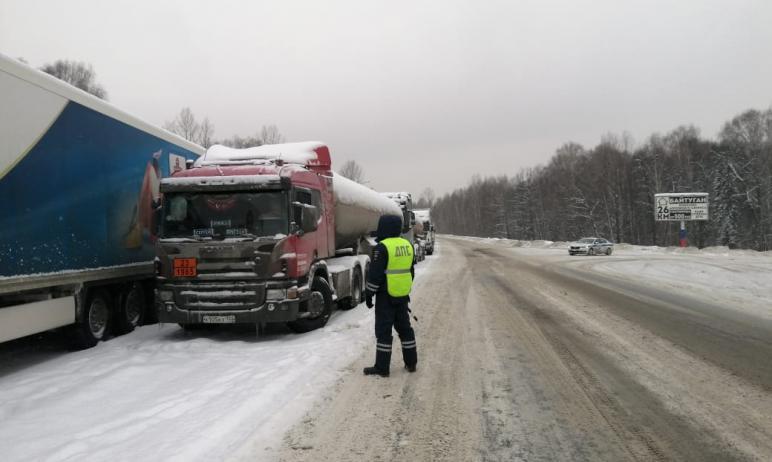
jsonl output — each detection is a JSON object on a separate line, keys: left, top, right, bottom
{"left": 432, "top": 107, "right": 772, "bottom": 250}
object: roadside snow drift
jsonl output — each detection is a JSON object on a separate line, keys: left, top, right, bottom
{"left": 446, "top": 234, "right": 772, "bottom": 320}
{"left": 0, "top": 309, "right": 375, "bottom": 462}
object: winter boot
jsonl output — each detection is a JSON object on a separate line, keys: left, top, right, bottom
{"left": 401, "top": 339, "right": 417, "bottom": 372}
{"left": 363, "top": 365, "right": 389, "bottom": 377}
{"left": 363, "top": 342, "right": 392, "bottom": 377}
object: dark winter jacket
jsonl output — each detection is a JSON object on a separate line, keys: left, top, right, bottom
{"left": 367, "top": 214, "right": 414, "bottom": 300}
{"left": 376, "top": 214, "right": 403, "bottom": 241}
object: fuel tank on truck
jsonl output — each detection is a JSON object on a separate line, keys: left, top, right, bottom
{"left": 332, "top": 173, "right": 402, "bottom": 250}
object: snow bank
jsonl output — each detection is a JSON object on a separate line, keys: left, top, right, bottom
{"left": 0, "top": 243, "right": 442, "bottom": 462}
{"left": 0, "top": 309, "right": 374, "bottom": 462}
{"left": 445, "top": 234, "right": 772, "bottom": 320}
{"left": 588, "top": 255, "right": 772, "bottom": 321}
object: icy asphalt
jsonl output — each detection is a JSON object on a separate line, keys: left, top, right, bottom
{"left": 2, "top": 236, "right": 772, "bottom": 461}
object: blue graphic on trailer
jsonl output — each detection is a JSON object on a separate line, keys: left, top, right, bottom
{"left": 0, "top": 102, "right": 199, "bottom": 277}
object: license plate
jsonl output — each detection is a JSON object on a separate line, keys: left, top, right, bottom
{"left": 202, "top": 315, "right": 236, "bottom": 324}
{"left": 173, "top": 258, "right": 197, "bottom": 277}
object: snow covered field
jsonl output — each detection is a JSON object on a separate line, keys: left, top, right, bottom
{"left": 450, "top": 235, "right": 772, "bottom": 321}
{"left": 0, "top": 306, "right": 376, "bottom": 462}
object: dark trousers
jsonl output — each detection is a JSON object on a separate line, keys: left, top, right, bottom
{"left": 374, "top": 294, "right": 417, "bottom": 372}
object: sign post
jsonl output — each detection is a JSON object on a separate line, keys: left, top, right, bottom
{"left": 679, "top": 221, "right": 687, "bottom": 247}
{"left": 654, "top": 193, "right": 709, "bottom": 247}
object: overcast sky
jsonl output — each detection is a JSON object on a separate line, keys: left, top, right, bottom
{"left": 2, "top": 0, "right": 771, "bottom": 197}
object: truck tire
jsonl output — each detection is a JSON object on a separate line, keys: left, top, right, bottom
{"left": 288, "top": 277, "right": 333, "bottom": 333}
{"left": 338, "top": 269, "right": 362, "bottom": 311}
{"left": 71, "top": 289, "right": 112, "bottom": 349}
{"left": 114, "top": 283, "right": 145, "bottom": 335}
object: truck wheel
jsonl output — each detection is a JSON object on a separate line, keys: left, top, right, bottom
{"left": 288, "top": 277, "right": 333, "bottom": 333}
{"left": 115, "top": 283, "right": 145, "bottom": 335}
{"left": 71, "top": 289, "right": 112, "bottom": 349}
{"left": 338, "top": 269, "right": 362, "bottom": 311}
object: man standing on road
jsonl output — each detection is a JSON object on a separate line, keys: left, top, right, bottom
{"left": 363, "top": 214, "right": 418, "bottom": 377}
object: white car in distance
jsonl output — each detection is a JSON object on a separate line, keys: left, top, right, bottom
{"left": 568, "top": 237, "right": 614, "bottom": 256}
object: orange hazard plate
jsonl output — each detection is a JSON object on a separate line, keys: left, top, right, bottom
{"left": 173, "top": 258, "right": 197, "bottom": 277}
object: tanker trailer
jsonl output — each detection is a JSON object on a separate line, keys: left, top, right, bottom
{"left": 155, "top": 142, "right": 401, "bottom": 333}
{"left": 332, "top": 172, "right": 403, "bottom": 251}
{"left": 0, "top": 53, "right": 203, "bottom": 348}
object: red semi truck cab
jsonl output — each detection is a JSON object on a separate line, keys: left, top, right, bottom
{"left": 155, "top": 142, "right": 377, "bottom": 332}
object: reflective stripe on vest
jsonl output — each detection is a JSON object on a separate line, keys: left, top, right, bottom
{"left": 381, "top": 237, "right": 413, "bottom": 297}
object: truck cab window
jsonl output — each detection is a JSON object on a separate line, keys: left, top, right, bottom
{"left": 160, "top": 191, "right": 288, "bottom": 239}
{"left": 311, "top": 190, "right": 323, "bottom": 212}
{"left": 295, "top": 189, "right": 313, "bottom": 205}
{"left": 167, "top": 196, "right": 187, "bottom": 222}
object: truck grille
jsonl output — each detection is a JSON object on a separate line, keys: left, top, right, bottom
{"left": 172, "top": 282, "right": 265, "bottom": 311}
{"left": 195, "top": 258, "right": 257, "bottom": 278}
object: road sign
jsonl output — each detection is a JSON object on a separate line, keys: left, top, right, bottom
{"left": 654, "top": 193, "right": 708, "bottom": 221}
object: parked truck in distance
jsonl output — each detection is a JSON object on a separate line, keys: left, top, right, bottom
{"left": 0, "top": 53, "right": 204, "bottom": 348}
{"left": 382, "top": 192, "right": 417, "bottom": 256}
{"left": 413, "top": 208, "right": 435, "bottom": 255}
{"left": 154, "top": 142, "right": 403, "bottom": 332}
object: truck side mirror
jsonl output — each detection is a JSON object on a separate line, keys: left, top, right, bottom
{"left": 293, "top": 203, "right": 318, "bottom": 234}
{"left": 302, "top": 205, "right": 318, "bottom": 233}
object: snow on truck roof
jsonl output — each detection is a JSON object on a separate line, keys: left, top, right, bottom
{"left": 382, "top": 192, "right": 413, "bottom": 205}
{"left": 161, "top": 174, "right": 283, "bottom": 191}
{"left": 197, "top": 142, "right": 331, "bottom": 170}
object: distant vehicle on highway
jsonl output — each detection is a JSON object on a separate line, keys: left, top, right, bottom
{"left": 414, "top": 238, "right": 426, "bottom": 262}
{"left": 568, "top": 237, "right": 614, "bottom": 256}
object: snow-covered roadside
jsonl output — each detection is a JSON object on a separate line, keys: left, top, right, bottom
{"left": 0, "top": 253, "right": 439, "bottom": 462}
{"left": 0, "top": 311, "right": 369, "bottom": 462}
{"left": 586, "top": 255, "right": 772, "bottom": 321}
{"left": 444, "top": 234, "right": 772, "bottom": 321}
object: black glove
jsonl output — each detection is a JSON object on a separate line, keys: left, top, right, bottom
{"left": 365, "top": 291, "right": 374, "bottom": 309}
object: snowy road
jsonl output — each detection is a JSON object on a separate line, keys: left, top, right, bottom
{"left": 3, "top": 236, "right": 772, "bottom": 461}
{"left": 278, "top": 236, "right": 772, "bottom": 461}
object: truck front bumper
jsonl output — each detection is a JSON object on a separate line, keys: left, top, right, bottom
{"left": 157, "top": 298, "right": 300, "bottom": 324}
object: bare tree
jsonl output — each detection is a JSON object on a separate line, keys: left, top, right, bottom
{"left": 165, "top": 107, "right": 200, "bottom": 142}
{"left": 259, "top": 124, "right": 285, "bottom": 145}
{"left": 40, "top": 59, "right": 108, "bottom": 99}
{"left": 199, "top": 118, "right": 215, "bottom": 148}
{"left": 432, "top": 106, "right": 772, "bottom": 251}
{"left": 419, "top": 187, "right": 436, "bottom": 207}
{"left": 339, "top": 160, "right": 365, "bottom": 183}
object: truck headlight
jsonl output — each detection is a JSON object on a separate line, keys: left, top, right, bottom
{"left": 159, "top": 290, "right": 174, "bottom": 302}
{"left": 266, "top": 288, "right": 286, "bottom": 300}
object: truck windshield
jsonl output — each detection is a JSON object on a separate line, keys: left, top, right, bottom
{"left": 160, "top": 191, "right": 288, "bottom": 239}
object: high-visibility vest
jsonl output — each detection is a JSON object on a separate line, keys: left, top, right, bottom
{"left": 381, "top": 237, "right": 414, "bottom": 297}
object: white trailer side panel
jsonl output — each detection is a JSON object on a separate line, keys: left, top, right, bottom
{"left": 0, "top": 297, "right": 76, "bottom": 343}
